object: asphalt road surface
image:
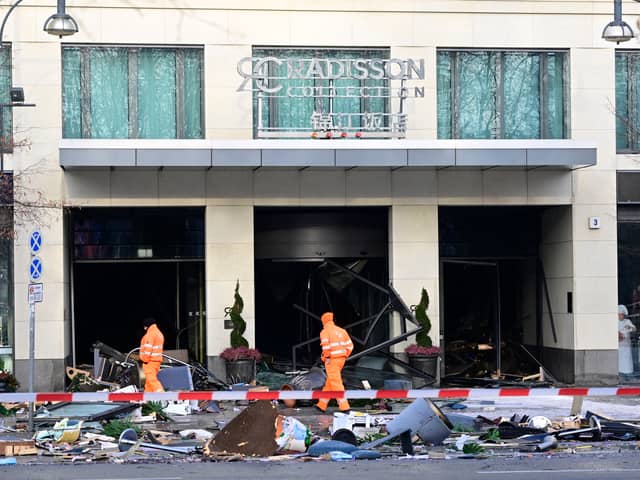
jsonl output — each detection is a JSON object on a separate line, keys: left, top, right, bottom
{"left": 3, "top": 452, "right": 640, "bottom": 480}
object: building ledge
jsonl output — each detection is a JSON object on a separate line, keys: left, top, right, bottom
{"left": 59, "top": 139, "right": 597, "bottom": 169}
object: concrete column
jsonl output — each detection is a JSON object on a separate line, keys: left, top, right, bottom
{"left": 539, "top": 206, "right": 575, "bottom": 382}
{"left": 13, "top": 209, "right": 67, "bottom": 392}
{"left": 205, "top": 205, "right": 255, "bottom": 377}
{"left": 568, "top": 48, "right": 618, "bottom": 385}
{"left": 388, "top": 205, "right": 440, "bottom": 353}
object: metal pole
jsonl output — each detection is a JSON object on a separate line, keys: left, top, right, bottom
{"left": 0, "top": 0, "right": 24, "bottom": 49}
{"left": 27, "top": 300, "right": 35, "bottom": 432}
{"left": 614, "top": 0, "right": 622, "bottom": 23}
{"left": 0, "top": 104, "right": 4, "bottom": 172}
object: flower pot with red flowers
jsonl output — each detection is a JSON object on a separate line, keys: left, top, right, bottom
{"left": 406, "top": 288, "right": 440, "bottom": 385}
{"left": 0, "top": 370, "right": 19, "bottom": 392}
{"left": 221, "top": 281, "right": 262, "bottom": 384}
{"left": 221, "top": 346, "right": 262, "bottom": 384}
{"left": 405, "top": 344, "right": 440, "bottom": 381}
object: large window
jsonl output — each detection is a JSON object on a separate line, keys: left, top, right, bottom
{"left": 437, "top": 50, "right": 568, "bottom": 139}
{"left": 252, "top": 47, "right": 389, "bottom": 138}
{"left": 0, "top": 46, "right": 12, "bottom": 151}
{"left": 0, "top": 208, "right": 12, "bottom": 374}
{"left": 618, "top": 207, "right": 640, "bottom": 380}
{"left": 615, "top": 51, "right": 640, "bottom": 152}
{"left": 618, "top": 173, "right": 640, "bottom": 381}
{"left": 62, "top": 46, "right": 203, "bottom": 139}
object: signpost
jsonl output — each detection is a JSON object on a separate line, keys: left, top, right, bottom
{"left": 27, "top": 230, "right": 42, "bottom": 432}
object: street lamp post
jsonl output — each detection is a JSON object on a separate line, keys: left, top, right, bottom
{"left": 602, "top": 0, "right": 635, "bottom": 43}
{"left": 0, "top": 0, "right": 78, "bottom": 45}
{"left": 0, "top": 0, "right": 78, "bottom": 171}
{"left": 0, "top": 1, "right": 77, "bottom": 432}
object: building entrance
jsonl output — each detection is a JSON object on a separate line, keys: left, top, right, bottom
{"left": 69, "top": 207, "right": 206, "bottom": 365}
{"left": 439, "top": 207, "right": 544, "bottom": 384}
{"left": 254, "top": 207, "right": 389, "bottom": 367}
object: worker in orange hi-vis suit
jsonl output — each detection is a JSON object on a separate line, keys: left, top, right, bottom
{"left": 139, "top": 317, "right": 165, "bottom": 392}
{"left": 316, "top": 312, "right": 354, "bottom": 413}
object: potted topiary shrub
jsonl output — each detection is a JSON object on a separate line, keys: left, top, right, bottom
{"left": 221, "top": 280, "right": 262, "bottom": 384}
{"left": 405, "top": 288, "right": 440, "bottom": 383}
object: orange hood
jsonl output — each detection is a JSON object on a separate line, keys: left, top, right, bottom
{"left": 321, "top": 312, "right": 334, "bottom": 325}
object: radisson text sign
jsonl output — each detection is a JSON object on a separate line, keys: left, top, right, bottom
{"left": 237, "top": 57, "right": 425, "bottom": 94}
{"left": 237, "top": 56, "right": 426, "bottom": 138}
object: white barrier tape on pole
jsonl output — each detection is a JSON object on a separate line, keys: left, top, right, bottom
{"left": 588, "top": 387, "right": 620, "bottom": 397}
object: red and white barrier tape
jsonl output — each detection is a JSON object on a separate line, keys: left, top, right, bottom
{"left": 1, "top": 387, "right": 640, "bottom": 403}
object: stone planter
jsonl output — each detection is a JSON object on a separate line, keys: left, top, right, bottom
{"left": 225, "top": 359, "right": 256, "bottom": 384}
{"left": 408, "top": 354, "right": 439, "bottom": 387}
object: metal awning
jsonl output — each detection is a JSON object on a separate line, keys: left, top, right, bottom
{"left": 59, "top": 139, "right": 597, "bottom": 169}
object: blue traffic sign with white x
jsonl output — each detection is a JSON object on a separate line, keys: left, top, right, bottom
{"left": 29, "top": 257, "right": 42, "bottom": 282}
{"left": 29, "top": 231, "right": 42, "bottom": 254}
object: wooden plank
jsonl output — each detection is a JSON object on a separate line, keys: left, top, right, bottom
{"left": 570, "top": 396, "right": 585, "bottom": 416}
{"left": 0, "top": 440, "right": 37, "bottom": 456}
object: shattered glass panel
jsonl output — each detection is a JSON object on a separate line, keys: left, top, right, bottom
{"left": 35, "top": 402, "right": 138, "bottom": 422}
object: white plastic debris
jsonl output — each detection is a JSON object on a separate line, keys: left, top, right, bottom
{"left": 331, "top": 411, "right": 372, "bottom": 434}
{"left": 455, "top": 434, "right": 472, "bottom": 451}
{"left": 179, "top": 429, "right": 214, "bottom": 441}
{"left": 527, "top": 416, "right": 552, "bottom": 429}
{"left": 163, "top": 401, "right": 192, "bottom": 416}
{"left": 275, "top": 416, "right": 311, "bottom": 452}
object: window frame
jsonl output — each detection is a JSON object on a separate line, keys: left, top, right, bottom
{"left": 61, "top": 44, "right": 205, "bottom": 140}
{"left": 437, "top": 48, "right": 570, "bottom": 140}
{"left": 615, "top": 50, "right": 640, "bottom": 153}
{"left": 0, "top": 44, "right": 13, "bottom": 154}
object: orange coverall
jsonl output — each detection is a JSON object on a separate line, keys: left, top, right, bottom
{"left": 139, "top": 323, "right": 165, "bottom": 392}
{"left": 316, "top": 312, "right": 354, "bottom": 412}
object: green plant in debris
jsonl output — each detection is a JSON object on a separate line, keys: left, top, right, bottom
{"left": 227, "top": 280, "right": 248, "bottom": 348}
{"left": 102, "top": 419, "right": 141, "bottom": 438}
{"left": 362, "top": 432, "right": 387, "bottom": 443}
{"left": 482, "top": 428, "right": 501, "bottom": 443}
{"left": 142, "top": 401, "right": 171, "bottom": 422}
{"left": 452, "top": 423, "right": 475, "bottom": 433}
{"left": 462, "top": 442, "right": 485, "bottom": 454}
{"left": 0, "top": 403, "right": 17, "bottom": 416}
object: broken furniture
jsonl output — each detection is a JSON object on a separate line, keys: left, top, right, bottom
{"left": 292, "top": 259, "right": 435, "bottom": 386}
{"left": 386, "top": 398, "right": 453, "bottom": 445}
{"left": 359, "top": 429, "right": 415, "bottom": 455}
{"left": 33, "top": 402, "right": 139, "bottom": 425}
{"left": 157, "top": 366, "right": 194, "bottom": 391}
{"left": 118, "top": 428, "right": 198, "bottom": 454}
{"left": 92, "top": 342, "right": 143, "bottom": 388}
{"left": 88, "top": 341, "right": 227, "bottom": 392}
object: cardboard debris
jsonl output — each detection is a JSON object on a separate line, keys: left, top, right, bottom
{"left": 0, "top": 439, "right": 37, "bottom": 456}
{"left": 205, "top": 401, "right": 279, "bottom": 457}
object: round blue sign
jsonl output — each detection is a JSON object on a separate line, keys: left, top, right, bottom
{"left": 29, "top": 231, "right": 42, "bottom": 254}
{"left": 29, "top": 257, "right": 42, "bottom": 282}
